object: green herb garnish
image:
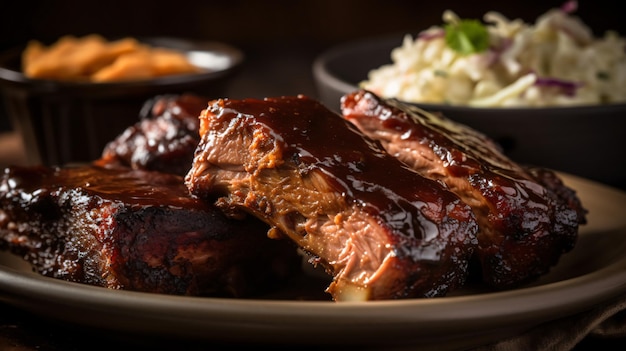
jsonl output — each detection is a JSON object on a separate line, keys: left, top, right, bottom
{"left": 434, "top": 69, "right": 448, "bottom": 77}
{"left": 444, "top": 19, "right": 489, "bottom": 55}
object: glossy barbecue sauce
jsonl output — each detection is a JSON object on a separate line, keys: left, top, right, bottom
{"left": 341, "top": 90, "right": 584, "bottom": 228}
{"left": 213, "top": 95, "right": 477, "bottom": 244}
{"left": 1, "top": 165, "right": 204, "bottom": 209}
{"left": 143, "top": 93, "right": 206, "bottom": 130}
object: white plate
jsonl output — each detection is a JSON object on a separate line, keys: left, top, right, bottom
{"left": 1, "top": 173, "right": 626, "bottom": 350}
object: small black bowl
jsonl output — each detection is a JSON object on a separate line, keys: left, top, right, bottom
{"left": 0, "top": 37, "right": 244, "bottom": 166}
{"left": 313, "top": 34, "right": 626, "bottom": 189}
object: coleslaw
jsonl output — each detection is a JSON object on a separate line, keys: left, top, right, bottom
{"left": 360, "top": 1, "right": 626, "bottom": 107}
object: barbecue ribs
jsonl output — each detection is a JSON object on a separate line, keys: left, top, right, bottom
{"left": 0, "top": 165, "right": 299, "bottom": 297}
{"left": 340, "top": 90, "right": 587, "bottom": 289}
{"left": 96, "top": 94, "right": 206, "bottom": 176}
{"left": 185, "top": 95, "right": 479, "bottom": 301}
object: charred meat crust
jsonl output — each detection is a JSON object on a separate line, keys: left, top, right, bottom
{"left": 185, "top": 95, "right": 479, "bottom": 300}
{"left": 340, "top": 90, "right": 587, "bottom": 289}
{"left": 96, "top": 94, "right": 207, "bottom": 176}
{"left": 0, "top": 165, "right": 299, "bottom": 297}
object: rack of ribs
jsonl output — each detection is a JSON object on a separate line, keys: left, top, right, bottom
{"left": 340, "top": 90, "right": 587, "bottom": 289}
{"left": 0, "top": 165, "right": 300, "bottom": 297}
{"left": 185, "top": 95, "right": 479, "bottom": 301}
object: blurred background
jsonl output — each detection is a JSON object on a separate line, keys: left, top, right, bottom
{"left": 1, "top": 0, "right": 622, "bottom": 124}
{"left": 1, "top": 0, "right": 623, "bottom": 183}
{"left": 1, "top": 0, "right": 622, "bottom": 101}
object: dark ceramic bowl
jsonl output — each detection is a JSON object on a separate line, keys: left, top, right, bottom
{"left": 0, "top": 37, "right": 244, "bottom": 166}
{"left": 312, "top": 34, "right": 626, "bottom": 189}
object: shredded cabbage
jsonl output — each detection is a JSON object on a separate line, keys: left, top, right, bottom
{"left": 360, "top": 1, "right": 626, "bottom": 107}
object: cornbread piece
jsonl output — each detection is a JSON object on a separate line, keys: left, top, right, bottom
{"left": 96, "top": 94, "right": 206, "bottom": 176}
{"left": 340, "top": 90, "right": 587, "bottom": 289}
{"left": 185, "top": 95, "right": 479, "bottom": 301}
{"left": 0, "top": 165, "right": 299, "bottom": 297}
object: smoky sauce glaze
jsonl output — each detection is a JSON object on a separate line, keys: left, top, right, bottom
{"left": 341, "top": 90, "right": 586, "bottom": 235}
{"left": 207, "top": 95, "right": 477, "bottom": 243}
{"left": 1, "top": 165, "right": 204, "bottom": 209}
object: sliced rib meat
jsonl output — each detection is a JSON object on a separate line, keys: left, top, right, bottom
{"left": 340, "top": 89, "right": 587, "bottom": 289}
{"left": 185, "top": 95, "right": 479, "bottom": 301}
{"left": 0, "top": 165, "right": 299, "bottom": 297}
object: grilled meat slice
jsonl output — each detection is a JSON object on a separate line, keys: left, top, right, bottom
{"left": 95, "top": 94, "right": 206, "bottom": 176}
{"left": 185, "top": 95, "right": 479, "bottom": 301}
{"left": 340, "top": 90, "right": 587, "bottom": 289}
{"left": 0, "top": 165, "right": 299, "bottom": 297}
